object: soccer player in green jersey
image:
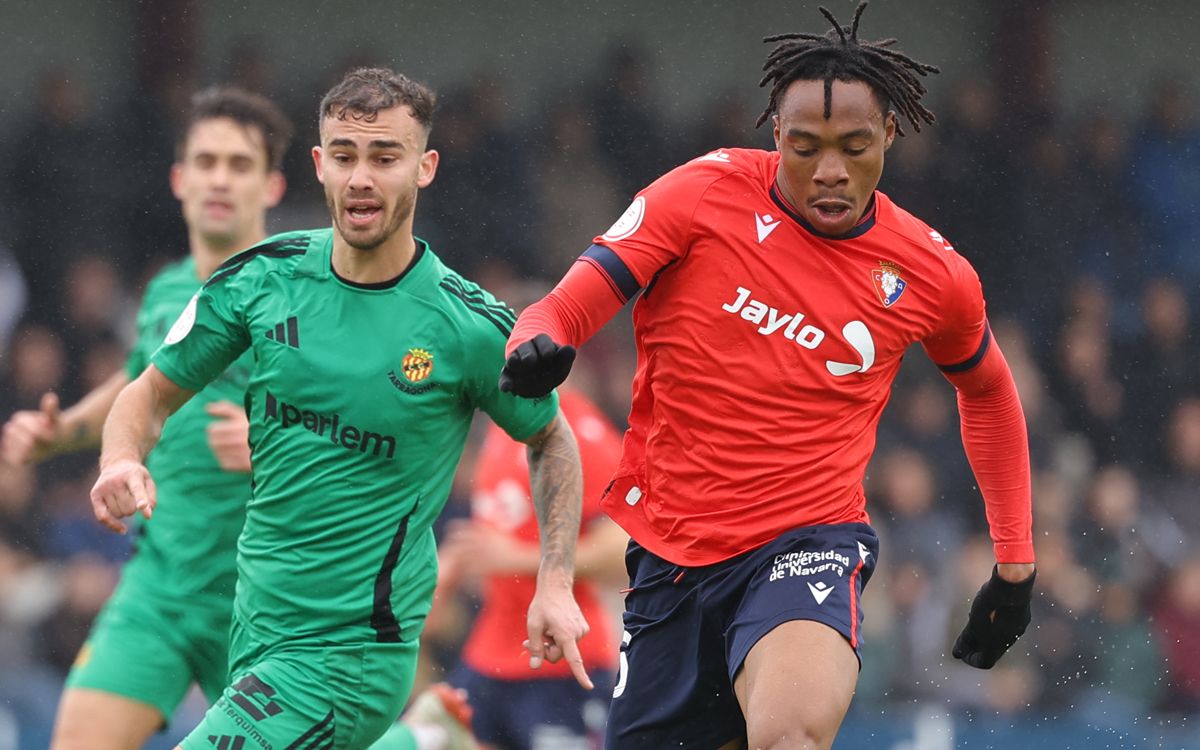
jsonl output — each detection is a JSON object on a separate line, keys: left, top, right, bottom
{"left": 90, "top": 67, "right": 591, "bottom": 750}
{"left": 0, "top": 87, "right": 291, "bottom": 749}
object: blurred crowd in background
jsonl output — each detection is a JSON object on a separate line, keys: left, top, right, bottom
{"left": 1, "top": 33, "right": 1199, "bottom": 750}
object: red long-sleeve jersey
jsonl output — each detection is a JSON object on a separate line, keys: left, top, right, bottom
{"left": 510, "top": 148, "right": 1034, "bottom": 567}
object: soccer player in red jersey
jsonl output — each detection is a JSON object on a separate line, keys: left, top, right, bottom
{"left": 431, "top": 388, "right": 627, "bottom": 749}
{"left": 499, "top": 4, "right": 1036, "bottom": 749}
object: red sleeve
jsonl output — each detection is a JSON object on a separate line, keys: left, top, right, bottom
{"left": 508, "top": 156, "right": 724, "bottom": 355}
{"left": 506, "top": 260, "right": 626, "bottom": 356}
{"left": 921, "top": 248, "right": 1033, "bottom": 563}
{"left": 922, "top": 248, "right": 987, "bottom": 365}
{"left": 941, "top": 336, "right": 1035, "bottom": 564}
{"left": 591, "top": 157, "right": 722, "bottom": 285}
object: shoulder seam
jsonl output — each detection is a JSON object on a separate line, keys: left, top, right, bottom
{"left": 438, "top": 278, "right": 516, "bottom": 337}
{"left": 204, "top": 238, "right": 310, "bottom": 288}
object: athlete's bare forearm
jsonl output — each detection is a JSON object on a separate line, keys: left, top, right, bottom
{"left": 57, "top": 370, "right": 130, "bottom": 455}
{"left": 524, "top": 410, "right": 584, "bottom": 578}
{"left": 99, "top": 366, "right": 193, "bottom": 469}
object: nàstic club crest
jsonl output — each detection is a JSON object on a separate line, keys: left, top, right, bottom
{"left": 401, "top": 348, "right": 434, "bottom": 383}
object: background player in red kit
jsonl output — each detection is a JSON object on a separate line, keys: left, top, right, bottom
{"left": 431, "top": 388, "right": 627, "bottom": 749}
{"left": 499, "top": 4, "right": 1037, "bottom": 749}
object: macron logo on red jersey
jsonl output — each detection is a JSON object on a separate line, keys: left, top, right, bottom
{"left": 755, "top": 213, "right": 781, "bottom": 243}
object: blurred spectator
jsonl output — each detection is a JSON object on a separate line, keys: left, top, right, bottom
{"left": 1130, "top": 79, "right": 1200, "bottom": 287}
{"left": 589, "top": 41, "right": 672, "bottom": 199}
{"left": 1145, "top": 398, "right": 1200, "bottom": 565}
{"left": 1012, "top": 127, "right": 1082, "bottom": 329}
{"left": 1073, "top": 465, "right": 1155, "bottom": 585}
{"left": 1153, "top": 557, "right": 1200, "bottom": 713}
{"left": 685, "top": 88, "right": 771, "bottom": 157}
{"left": 4, "top": 68, "right": 117, "bottom": 316}
{"left": 1120, "top": 277, "right": 1199, "bottom": 470}
{"left": 869, "top": 447, "right": 965, "bottom": 573}
{"left": 933, "top": 75, "right": 1020, "bottom": 318}
{"left": 1080, "top": 580, "right": 1165, "bottom": 720}
{"left": 1, "top": 325, "right": 68, "bottom": 415}
{"left": 0, "top": 242, "right": 27, "bottom": 354}
{"left": 527, "top": 93, "right": 624, "bottom": 276}
{"left": 1048, "top": 310, "right": 1128, "bottom": 465}
{"left": 421, "top": 75, "right": 538, "bottom": 276}
{"left": 1073, "top": 108, "right": 1145, "bottom": 328}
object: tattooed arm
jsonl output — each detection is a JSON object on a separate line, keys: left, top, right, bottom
{"left": 521, "top": 409, "right": 593, "bottom": 689}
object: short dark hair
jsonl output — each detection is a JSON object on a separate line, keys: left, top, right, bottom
{"left": 757, "top": 2, "right": 939, "bottom": 136}
{"left": 318, "top": 67, "right": 436, "bottom": 132}
{"left": 177, "top": 86, "right": 294, "bottom": 170}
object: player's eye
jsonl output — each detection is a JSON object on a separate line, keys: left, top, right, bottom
{"left": 845, "top": 146, "right": 868, "bottom": 156}
{"left": 794, "top": 148, "right": 817, "bottom": 158}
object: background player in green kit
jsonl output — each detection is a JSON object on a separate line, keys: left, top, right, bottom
{"left": 90, "top": 67, "right": 592, "bottom": 750}
{"left": 0, "top": 87, "right": 292, "bottom": 749}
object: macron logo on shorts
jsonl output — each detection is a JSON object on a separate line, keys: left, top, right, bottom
{"left": 807, "top": 581, "right": 834, "bottom": 605}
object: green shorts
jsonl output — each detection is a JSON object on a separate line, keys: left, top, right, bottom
{"left": 65, "top": 571, "right": 232, "bottom": 721}
{"left": 180, "top": 614, "right": 418, "bottom": 750}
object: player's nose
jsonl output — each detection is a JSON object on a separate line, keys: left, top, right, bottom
{"left": 347, "top": 160, "right": 375, "bottom": 191}
{"left": 812, "top": 153, "right": 849, "bottom": 186}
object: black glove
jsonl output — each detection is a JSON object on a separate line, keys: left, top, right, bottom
{"left": 952, "top": 565, "right": 1036, "bottom": 669}
{"left": 498, "top": 334, "right": 577, "bottom": 398}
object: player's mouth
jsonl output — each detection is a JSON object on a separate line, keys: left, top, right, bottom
{"left": 809, "top": 199, "right": 854, "bottom": 232}
{"left": 203, "top": 199, "right": 235, "bottom": 220}
{"left": 344, "top": 201, "right": 383, "bottom": 227}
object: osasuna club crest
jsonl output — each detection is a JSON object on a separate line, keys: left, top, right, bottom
{"left": 870, "top": 261, "right": 907, "bottom": 308}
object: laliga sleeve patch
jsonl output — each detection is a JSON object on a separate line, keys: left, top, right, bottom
{"left": 164, "top": 294, "right": 199, "bottom": 345}
{"left": 602, "top": 196, "right": 646, "bottom": 242}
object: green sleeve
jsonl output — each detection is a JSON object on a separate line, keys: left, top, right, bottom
{"left": 466, "top": 316, "right": 559, "bottom": 442}
{"left": 151, "top": 278, "right": 250, "bottom": 393}
{"left": 124, "top": 288, "right": 157, "bottom": 380}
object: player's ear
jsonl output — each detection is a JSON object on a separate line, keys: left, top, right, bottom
{"left": 312, "top": 146, "right": 325, "bottom": 184}
{"left": 169, "top": 163, "right": 185, "bottom": 200}
{"left": 772, "top": 113, "right": 782, "bottom": 150}
{"left": 265, "top": 170, "right": 287, "bottom": 208}
{"left": 883, "top": 111, "right": 897, "bottom": 151}
{"left": 417, "top": 149, "right": 439, "bottom": 188}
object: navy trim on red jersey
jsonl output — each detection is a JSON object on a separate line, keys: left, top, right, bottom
{"left": 580, "top": 244, "right": 642, "bottom": 302}
{"left": 769, "top": 185, "right": 877, "bottom": 240}
{"left": 938, "top": 324, "right": 992, "bottom": 373}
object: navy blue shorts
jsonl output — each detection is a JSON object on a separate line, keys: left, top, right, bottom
{"left": 606, "top": 523, "right": 879, "bottom": 749}
{"left": 449, "top": 664, "right": 614, "bottom": 750}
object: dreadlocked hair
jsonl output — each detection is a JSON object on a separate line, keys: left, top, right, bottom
{"left": 756, "top": 2, "right": 939, "bottom": 136}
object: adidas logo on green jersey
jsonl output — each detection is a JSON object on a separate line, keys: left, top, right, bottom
{"left": 264, "top": 391, "right": 396, "bottom": 459}
{"left": 265, "top": 316, "right": 300, "bottom": 348}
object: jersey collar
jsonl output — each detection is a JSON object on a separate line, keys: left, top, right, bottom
{"left": 769, "top": 184, "right": 878, "bottom": 240}
{"left": 294, "top": 229, "right": 432, "bottom": 291}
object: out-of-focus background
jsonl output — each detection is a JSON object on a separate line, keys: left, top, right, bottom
{"left": 1, "top": 1, "right": 1199, "bottom": 748}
